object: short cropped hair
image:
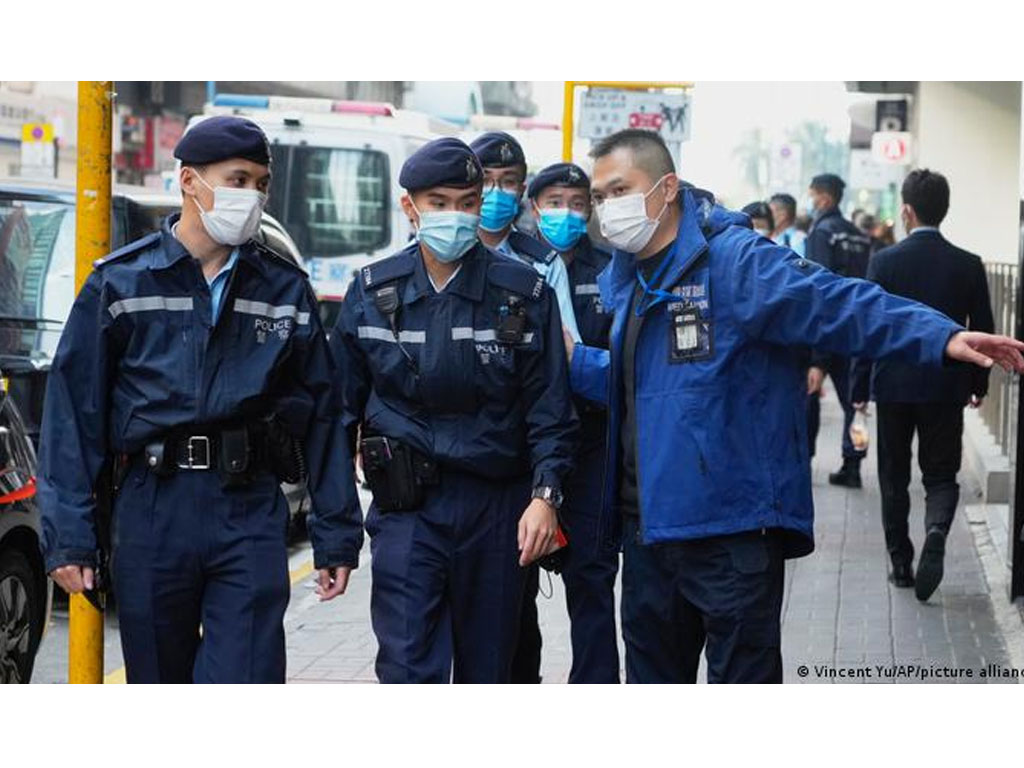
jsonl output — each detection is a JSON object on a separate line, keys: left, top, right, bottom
{"left": 589, "top": 129, "right": 675, "bottom": 180}
{"left": 810, "top": 173, "right": 846, "bottom": 205}
{"left": 901, "top": 169, "right": 950, "bottom": 227}
{"left": 769, "top": 193, "right": 797, "bottom": 221}
{"left": 741, "top": 201, "right": 774, "bottom": 232}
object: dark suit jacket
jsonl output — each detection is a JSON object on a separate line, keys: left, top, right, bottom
{"left": 851, "top": 229, "right": 994, "bottom": 405}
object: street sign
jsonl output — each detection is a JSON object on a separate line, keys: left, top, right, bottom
{"left": 578, "top": 88, "right": 691, "bottom": 143}
{"left": 848, "top": 148, "right": 902, "bottom": 190}
{"left": 871, "top": 131, "right": 913, "bottom": 165}
{"left": 20, "top": 121, "right": 56, "bottom": 178}
{"left": 769, "top": 143, "right": 803, "bottom": 189}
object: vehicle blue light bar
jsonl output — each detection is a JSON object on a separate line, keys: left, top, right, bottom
{"left": 212, "top": 94, "right": 270, "bottom": 108}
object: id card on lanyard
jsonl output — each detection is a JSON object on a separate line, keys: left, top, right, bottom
{"left": 634, "top": 244, "right": 713, "bottom": 364}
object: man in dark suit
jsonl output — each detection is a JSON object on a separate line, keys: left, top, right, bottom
{"left": 851, "top": 169, "right": 995, "bottom": 602}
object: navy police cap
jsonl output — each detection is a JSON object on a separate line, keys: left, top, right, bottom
{"left": 527, "top": 162, "right": 590, "bottom": 199}
{"left": 174, "top": 115, "right": 271, "bottom": 166}
{"left": 469, "top": 131, "right": 527, "bottom": 169}
{"left": 399, "top": 137, "right": 483, "bottom": 192}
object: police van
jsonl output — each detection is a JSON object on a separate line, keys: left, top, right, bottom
{"left": 189, "top": 95, "right": 461, "bottom": 320}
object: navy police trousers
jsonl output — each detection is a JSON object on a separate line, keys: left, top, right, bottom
{"left": 621, "top": 516, "right": 784, "bottom": 684}
{"left": 367, "top": 470, "right": 530, "bottom": 683}
{"left": 111, "top": 463, "right": 290, "bottom": 683}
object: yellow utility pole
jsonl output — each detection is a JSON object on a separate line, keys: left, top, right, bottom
{"left": 69, "top": 80, "right": 113, "bottom": 684}
{"left": 561, "top": 81, "right": 694, "bottom": 162}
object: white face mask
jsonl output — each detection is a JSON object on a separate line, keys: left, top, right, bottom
{"left": 190, "top": 170, "right": 266, "bottom": 246}
{"left": 595, "top": 175, "right": 671, "bottom": 253}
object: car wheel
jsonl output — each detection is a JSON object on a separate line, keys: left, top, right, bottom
{"left": 0, "top": 548, "right": 41, "bottom": 684}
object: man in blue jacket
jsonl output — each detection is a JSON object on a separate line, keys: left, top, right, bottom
{"left": 567, "top": 130, "right": 1024, "bottom": 683}
{"left": 39, "top": 116, "right": 364, "bottom": 683}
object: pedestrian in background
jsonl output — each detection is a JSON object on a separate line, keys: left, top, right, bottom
{"left": 741, "top": 201, "right": 774, "bottom": 237}
{"left": 769, "top": 193, "right": 806, "bottom": 257}
{"left": 805, "top": 173, "right": 874, "bottom": 488}
{"left": 851, "top": 169, "right": 995, "bottom": 601}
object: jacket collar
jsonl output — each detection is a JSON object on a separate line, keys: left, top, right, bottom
{"left": 601, "top": 189, "right": 710, "bottom": 303}
{"left": 155, "top": 213, "right": 267, "bottom": 280}
{"left": 404, "top": 241, "right": 488, "bottom": 304}
{"left": 572, "top": 235, "right": 602, "bottom": 268}
{"left": 811, "top": 206, "right": 841, "bottom": 229}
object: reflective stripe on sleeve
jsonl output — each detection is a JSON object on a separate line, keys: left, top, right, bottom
{"left": 108, "top": 296, "right": 194, "bottom": 319}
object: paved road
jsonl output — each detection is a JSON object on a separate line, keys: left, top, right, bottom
{"left": 31, "top": 390, "right": 1022, "bottom": 683}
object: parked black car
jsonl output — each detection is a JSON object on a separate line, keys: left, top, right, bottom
{"left": 0, "top": 385, "right": 49, "bottom": 683}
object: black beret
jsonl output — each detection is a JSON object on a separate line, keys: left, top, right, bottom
{"left": 469, "top": 131, "right": 526, "bottom": 169}
{"left": 527, "top": 162, "right": 590, "bottom": 199}
{"left": 174, "top": 115, "right": 270, "bottom": 166}
{"left": 399, "top": 137, "right": 483, "bottom": 192}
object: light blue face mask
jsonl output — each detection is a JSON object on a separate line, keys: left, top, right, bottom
{"left": 480, "top": 188, "right": 520, "bottom": 232}
{"left": 413, "top": 205, "right": 480, "bottom": 263}
{"left": 537, "top": 208, "right": 588, "bottom": 252}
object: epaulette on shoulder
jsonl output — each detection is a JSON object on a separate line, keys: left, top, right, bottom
{"left": 254, "top": 240, "right": 307, "bottom": 274}
{"left": 92, "top": 231, "right": 161, "bottom": 269}
{"left": 508, "top": 229, "right": 558, "bottom": 265}
{"left": 360, "top": 251, "right": 416, "bottom": 291}
{"left": 488, "top": 257, "right": 546, "bottom": 301}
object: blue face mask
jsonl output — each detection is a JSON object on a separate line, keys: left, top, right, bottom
{"left": 537, "top": 208, "right": 588, "bottom": 252}
{"left": 480, "top": 188, "right": 520, "bottom": 232}
{"left": 413, "top": 206, "right": 480, "bottom": 263}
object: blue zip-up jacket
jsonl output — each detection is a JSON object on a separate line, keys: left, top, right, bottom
{"left": 38, "top": 215, "right": 364, "bottom": 573}
{"left": 570, "top": 189, "right": 963, "bottom": 557}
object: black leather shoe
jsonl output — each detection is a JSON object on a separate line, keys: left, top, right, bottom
{"left": 888, "top": 561, "right": 915, "bottom": 588}
{"left": 915, "top": 529, "right": 946, "bottom": 602}
{"left": 828, "top": 462, "right": 862, "bottom": 488}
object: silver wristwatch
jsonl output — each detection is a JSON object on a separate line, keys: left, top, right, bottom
{"left": 531, "top": 485, "right": 564, "bottom": 510}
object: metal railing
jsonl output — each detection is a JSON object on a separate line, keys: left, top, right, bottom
{"left": 980, "top": 262, "right": 1018, "bottom": 455}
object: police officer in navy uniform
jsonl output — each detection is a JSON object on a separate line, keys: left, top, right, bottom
{"left": 469, "top": 131, "right": 582, "bottom": 683}
{"left": 527, "top": 162, "right": 619, "bottom": 683}
{"left": 39, "top": 116, "right": 364, "bottom": 683}
{"left": 804, "top": 173, "right": 874, "bottom": 488}
{"left": 332, "top": 137, "right": 577, "bottom": 683}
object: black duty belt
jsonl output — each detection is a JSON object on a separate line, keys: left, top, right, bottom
{"left": 137, "top": 417, "right": 307, "bottom": 487}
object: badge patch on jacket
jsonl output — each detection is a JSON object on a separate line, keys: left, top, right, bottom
{"left": 667, "top": 281, "right": 712, "bottom": 363}
{"left": 254, "top": 317, "right": 293, "bottom": 344}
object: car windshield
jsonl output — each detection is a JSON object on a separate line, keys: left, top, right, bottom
{"left": 266, "top": 145, "right": 390, "bottom": 259}
{"left": 0, "top": 197, "right": 74, "bottom": 361}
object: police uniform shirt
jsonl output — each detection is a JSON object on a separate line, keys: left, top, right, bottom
{"left": 206, "top": 248, "right": 239, "bottom": 323}
{"left": 332, "top": 241, "right": 578, "bottom": 489}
